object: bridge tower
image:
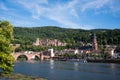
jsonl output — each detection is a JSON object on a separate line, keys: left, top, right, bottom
{"left": 48, "top": 48, "right": 55, "bottom": 57}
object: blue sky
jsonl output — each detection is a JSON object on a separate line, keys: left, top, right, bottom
{"left": 0, "top": 0, "right": 120, "bottom": 29}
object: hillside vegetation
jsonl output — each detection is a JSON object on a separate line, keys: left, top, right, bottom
{"left": 13, "top": 26, "right": 120, "bottom": 45}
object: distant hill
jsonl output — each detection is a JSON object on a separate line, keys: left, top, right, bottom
{"left": 12, "top": 26, "right": 120, "bottom": 45}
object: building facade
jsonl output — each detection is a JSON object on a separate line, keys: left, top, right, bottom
{"left": 33, "top": 38, "right": 67, "bottom": 46}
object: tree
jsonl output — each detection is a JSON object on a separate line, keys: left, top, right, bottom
{"left": 0, "top": 21, "right": 14, "bottom": 75}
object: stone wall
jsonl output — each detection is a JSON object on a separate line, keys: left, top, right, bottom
{"left": 33, "top": 38, "right": 67, "bottom": 46}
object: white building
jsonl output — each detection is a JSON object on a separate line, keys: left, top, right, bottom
{"left": 48, "top": 48, "right": 55, "bottom": 57}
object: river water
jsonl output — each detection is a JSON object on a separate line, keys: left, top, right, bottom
{"left": 13, "top": 60, "right": 120, "bottom": 80}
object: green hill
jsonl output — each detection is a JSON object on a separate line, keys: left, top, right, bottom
{"left": 12, "top": 26, "right": 120, "bottom": 45}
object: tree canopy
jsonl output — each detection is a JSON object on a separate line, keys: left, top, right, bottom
{"left": 12, "top": 27, "right": 120, "bottom": 51}
{"left": 0, "top": 21, "right": 14, "bottom": 75}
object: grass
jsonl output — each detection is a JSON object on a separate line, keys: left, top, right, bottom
{"left": 0, "top": 73, "right": 47, "bottom": 80}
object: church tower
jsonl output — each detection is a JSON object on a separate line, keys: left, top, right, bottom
{"left": 92, "top": 33, "right": 98, "bottom": 51}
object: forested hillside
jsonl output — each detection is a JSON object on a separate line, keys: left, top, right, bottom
{"left": 12, "top": 26, "right": 120, "bottom": 46}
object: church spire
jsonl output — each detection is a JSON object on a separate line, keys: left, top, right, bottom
{"left": 92, "top": 33, "right": 98, "bottom": 51}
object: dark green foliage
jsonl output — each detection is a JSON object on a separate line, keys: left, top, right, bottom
{"left": 12, "top": 26, "right": 120, "bottom": 51}
{"left": 13, "top": 27, "right": 88, "bottom": 45}
{"left": 91, "top": 29, "right": 120, "bottom": 45}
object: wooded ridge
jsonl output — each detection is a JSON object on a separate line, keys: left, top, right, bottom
{"left": 12, "top": 26, "right": 120, "bottom": 45}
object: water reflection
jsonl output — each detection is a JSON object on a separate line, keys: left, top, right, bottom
{"left": 74, "top": 62, "right": 79, "bottom": 71}
{"left": 110, "top": 63, "right": 116, "bottom": 69}
{"left": 50, "top": 60, "right": 54, "bottom": 69}
{"left": 14, "top": 61, "right": 120, "bottom": 80}
{"left": 109, "top": 63, "right": 119, "bottom": 75}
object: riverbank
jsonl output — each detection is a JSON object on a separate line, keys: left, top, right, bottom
{"left": 87, "top": 59, "right": 120, "bottom": 63}
{"left": 0, "top": 73, "right": 46, "bottom": 80}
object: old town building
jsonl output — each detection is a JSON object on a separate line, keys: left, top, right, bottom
{"left": 33, "top": 38, "right": 67, "bottom": 46}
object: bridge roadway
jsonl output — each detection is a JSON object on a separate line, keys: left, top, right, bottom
{"left": 11, "top": 52, "right": 50, "bottom": 61}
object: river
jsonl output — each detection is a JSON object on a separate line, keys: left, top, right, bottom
{"left": 13, "top": 60, "right": 120, "bottom": 80}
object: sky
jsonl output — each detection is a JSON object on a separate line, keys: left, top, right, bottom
{"left": 0, "top": 0, "right": 120, "bottom": 29}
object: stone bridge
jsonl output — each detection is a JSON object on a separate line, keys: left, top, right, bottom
{"left": 12, "top": 52, "right": 50, "bottom": 61}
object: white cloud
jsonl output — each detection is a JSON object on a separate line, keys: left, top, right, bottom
{"left": 47, "top": 13, "right": 80, "bottom": 28}
{"left": 15, "top": 0, "right": 48, "bottom": 19}
{"left": 109, "top": 0, "right": 120, "bottom": 13}
{"left": 66, "top": 0, "right": 79, "bottom": 18}
{"left": 15, "top": 0, "right": 84, "bottom": 28}
{"left": 80, "top": 0, "right": 120, "bottom": 14}
{"left": 0, "top": 2, "right": 8, "bottom": 11}
{"left": 81, "top": 0, "right": 109, "bottom": 12}
{"left": 3, "top": 0, "right": 120, "bottom": 29}
{"left": 13, "top": 0, "right": 111, "bottom": 29}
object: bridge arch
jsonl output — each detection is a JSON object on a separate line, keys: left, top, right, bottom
{"left": 17, "top": 55, "right": 28, "bottom": 61}
{"left": 12, "top": 52, "right": 50, "bottom": 61}
{"left": 33, "top": 55, "right": 40, "bottom": 60}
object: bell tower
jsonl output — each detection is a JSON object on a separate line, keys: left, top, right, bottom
{"left": 92, "top": 33, "right": 98, "bottom": 51}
